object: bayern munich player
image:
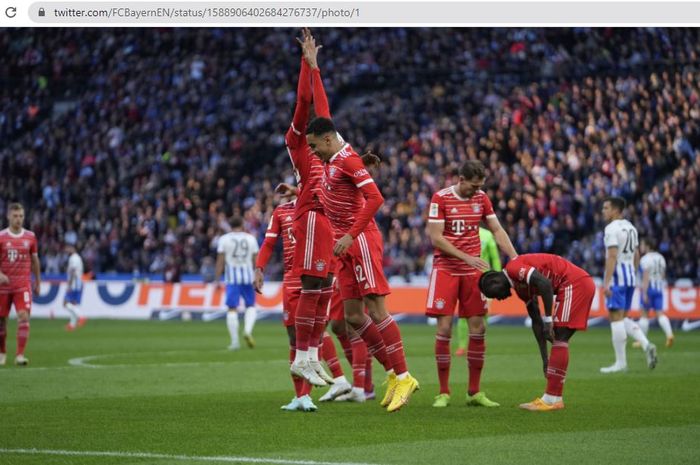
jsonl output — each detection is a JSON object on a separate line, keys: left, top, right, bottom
{"left": 0, "top": 203, "right": 41, "bottom": 366}
{"left": 426, "top": 160, "right": 517, "bottom": 408}
{"left": 279, "top": 29, "right": 338, "bottom": 388}
{"left": 303, "top": 52, "right": 419, "bottom": 413}
{"left": 479, "top": 253, "right": 596, "bottom": 411}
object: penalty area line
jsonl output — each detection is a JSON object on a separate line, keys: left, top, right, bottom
{"left": 0, "top": 447, "right": 381, "bottom": 465}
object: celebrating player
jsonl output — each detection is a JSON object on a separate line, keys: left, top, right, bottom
{"left": 599, "top": 197, "right": 657, "bottom": 373}
{"left": 426, "top": 160, "right": 517, "bottom": 408}
{"left": 0, "top": 203, "right": 41, "bottom": 366}
{"left": 214, "top": 216, "right": 260, "bottom": 351}
{"left": 637, "top": 238, "right": 674, "bottom": 348}
{"left": 304, "top": 51, "right": 419, "bottom": 412}
{"left": 479, "top": 253, "right": 596, "bottom": 411}
{"left": 64, "top": 243, "right": 87, "bottom": 331}
{"left": 278, "top": 29, "right": 337, "bottom": 388}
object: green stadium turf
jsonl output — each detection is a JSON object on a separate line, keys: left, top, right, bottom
{"left": 0, "top": 319, "right": 698, "bottom": 465}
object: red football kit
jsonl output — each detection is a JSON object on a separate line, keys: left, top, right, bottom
{"left": 426, "top": 186, "right": 496, "bottom": 317}
{"left": 504, "top": 253, "right": 595, "bottom": 330}
{"left": 0, "top": 228, "right": 38, "bottom": 316}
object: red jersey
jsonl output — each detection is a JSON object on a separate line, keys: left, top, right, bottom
{"left": 428, "top": 186, "right": 495, "bottom": 275}
{"left": 321, "top": 144, "right": 383, "bottom": 239}
{"left": 256, "top": 201, "right": 301, "bottom": 286}
{"left": 504, "top": 253, "right": 591, "bottom": 303}
{"left": 0, "top": 228, "right": 38, "bottom": 293}
{"left": 285, "top": 59, "right": 328, "bottom": 221}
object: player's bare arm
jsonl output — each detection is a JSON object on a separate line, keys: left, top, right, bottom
{"left": 214, "top": 252, "right": 225, "bottom": 290}
{"left": 0, "top": 271, "right": 9, "bottom": 285}
{"left": 528, "top": 270, "right": 554, "bottom": 342}
{"left": 641, "top": 269, "right": 650, "bottom": 305}
{"left": 427, "top": 221, "right": 489, "bottom": 271}
{"left": 31, "top": 253, "right": 41, "bottom": 294}
{"left": 603, "top": 246, "right": 618, "bottom": 297}
{"left": 526, "top": 299, "right": 549, "bottom": 377}
{"left": 485, "top": 215, "right": 518, "bottom": 259}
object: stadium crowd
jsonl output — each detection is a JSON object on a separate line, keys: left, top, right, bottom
{"left": 1, "top": 28, "right": 698, "bottom": 283}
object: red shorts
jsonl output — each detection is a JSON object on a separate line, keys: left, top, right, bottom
{"left": 554, "top": 277, "right": 595, "bottom": 330}
{"left": 0, "top": 290, "right": 32, "bottom": 317}
{"left": 282, "top": 280, "right": 302, "bottom": 327}
{"left": 425, "top": 269, "right": 487, "bottom": 318}
{"left": 336, "top": 229, "right": 391, "bottom": 301}
{"left": 292, "top": 210, "right": 334, "bottom": 278}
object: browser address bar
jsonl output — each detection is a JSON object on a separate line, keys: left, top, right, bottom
{"left": 24, "top": 1, "right": 700, "bottom": 25}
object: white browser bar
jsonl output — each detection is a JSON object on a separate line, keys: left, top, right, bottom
{"left": 0, "top": 1, "right": 699, "bottom": 26}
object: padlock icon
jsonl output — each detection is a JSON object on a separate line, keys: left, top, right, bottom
{"left": 38, "top": 8, "right": 45, "bottom": 17}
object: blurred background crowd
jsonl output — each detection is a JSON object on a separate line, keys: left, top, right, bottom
{"left": 1, "top": 28, "right": 698, "bottom": 283}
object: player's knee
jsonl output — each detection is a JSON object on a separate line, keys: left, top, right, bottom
{"left": 17, "top": 311, "right": 29, "bottom": 322}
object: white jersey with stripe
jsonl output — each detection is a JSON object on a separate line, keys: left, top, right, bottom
{"left": 603, "top": 219, "right": 639, "bottom": 287}
{"left": 640, "top": 252, "right": 666, "bottom": 291}
{"left": 217, "top": 232, "right": 259, "bottom": 285}
{"left": 67, "top": 252, "right": 84, "bottom": 291}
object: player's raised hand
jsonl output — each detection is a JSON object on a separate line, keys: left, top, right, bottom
{"left": 464, "top": 255, "right": 490, "bottom": 272}
{"left": 275, "top": 182, "right": 298, "bottom": 199}
{"left": 299, "top": 29, "right": 321, "bottom": 69}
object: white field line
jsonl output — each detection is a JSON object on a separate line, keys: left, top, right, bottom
{"left": 0, "top": 447, "right": 380, "bottom": 465}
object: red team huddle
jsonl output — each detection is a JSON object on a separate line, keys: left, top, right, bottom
{"left": 1, "top": 29, "right": 608, "bottom": 414}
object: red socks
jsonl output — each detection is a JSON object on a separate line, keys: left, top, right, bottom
{"left": 546, "top": 341, "right": 569, "bottom": 397}
{"left": 377, "top": 316, "right": 408, "bottom": 376}
{"left": 350, "top": 333, "right": 368, "bottom": 389}
{"left": 320, "top": 332, "right": 343, "bottom": 378}
{"left": 17, "top": 320, "right": 29, "bottom": 356}
{"left": 294, "top": 289, "right": 321, "bottom": 351}
{"left": 435, "top": 333, "right": 451, "bottom": 394}
{"left": 467, "top": 333, "right": 485, "bottom": 396}
{"left": 309, "top": 287, "right": 332, "bottom": 348}
{"left": 350, "top": 316, "right": 391, "bottom": 371}
{"left": 337, "top": 332, "right": 353, "bottom": 365}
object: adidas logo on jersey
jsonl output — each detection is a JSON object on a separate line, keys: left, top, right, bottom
{"left": 285, "top": 216, "right": 292, "bottom": 222}
{"left": 451, "top": 208, "right": 458, "bottom": 213}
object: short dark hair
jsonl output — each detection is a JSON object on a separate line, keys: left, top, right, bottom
{"left": 460, "top": 160, "right": 486, "bottom": 180}
{"left": 604, "top": 196, "right": 626, "bottom": 212}
{"left": 229, "top": 216, "right": 243, "bottom": 229}
{"left": 642, "top": 236, "right": 657, "bottom": 250}
{"left": 478, "top": 270, "right": 509, "bottom": 296}
{"left": 306, "top": 117, "right": 336, "bottom": 136}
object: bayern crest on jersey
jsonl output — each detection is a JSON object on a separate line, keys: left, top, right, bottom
{"left": 314, "top": 259, "right": 327, "bottom": 272}
{"left": 435, "top": 298, "right": 446, "bottom": 310}
{"left": 329, "top": 167, "right": 337, "bottom": 177}
{"left": 472, "top": 204, "right": 481, "bottom": 213}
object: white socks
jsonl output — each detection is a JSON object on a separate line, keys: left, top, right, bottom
{"left": 308, "top": 346, "right": 319, "bottom": 363}
{"left": 611, "top": 320, "right": 628, "bottom": 367}
{"left": 294, "top": 349, "right": 308, "bottom": 364}
{"left": 64, "top": 303, "right": 80, "bottom": 326}
{"left": 624, "top": 317, "right": 649, "bottom": 350}
{"left": 334, "top": 375, "right": 348, "bottom": 385}
{"left": 542, "top": 393, "right": 562, "bottom": 404}
{"left": 243, "top": 307, "right": 257, "bottom": 336}
{"left": 658, "top": 314, "right": 674, "bottom": 339}
{"left": 638, "top": 317, "right": 649, "bottom": 335}
{"left": 226, "top": 311, "right": 239, "bottom": 346}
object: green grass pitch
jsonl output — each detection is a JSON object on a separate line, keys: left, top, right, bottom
{"left": 0, "top": 319, "right": 698, "bottom": 465}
